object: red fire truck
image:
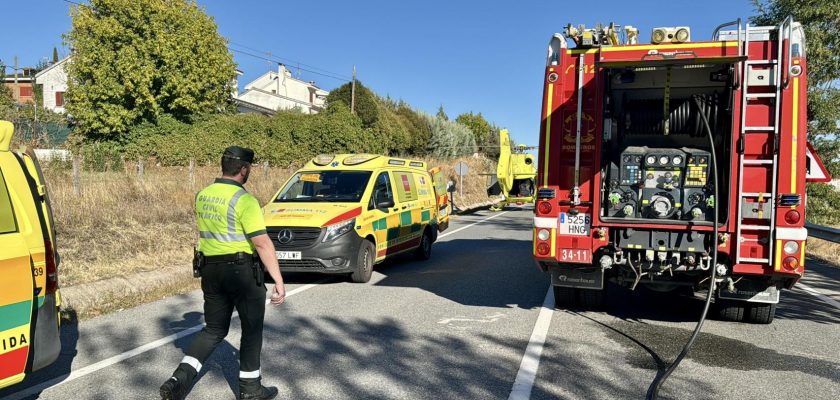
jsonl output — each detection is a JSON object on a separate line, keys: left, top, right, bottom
{"left": 532, "top": 19, "right": 831, "bottom": 324}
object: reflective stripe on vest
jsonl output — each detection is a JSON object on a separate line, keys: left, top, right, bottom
{"left": 198, "top": 188, "right": 247, "bottom": 244}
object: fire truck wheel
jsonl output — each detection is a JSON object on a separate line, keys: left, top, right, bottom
{"left": 747, "top": 303, "right": 776, "bottom": 324}
{"left": 578, "top": 288, "right": 606, "bottom": 310}
{"left": 553, "top": 286, "right": 578, "bottom": 308}
{"left": 715, "top": 299, "right": 746, "bottom": 322}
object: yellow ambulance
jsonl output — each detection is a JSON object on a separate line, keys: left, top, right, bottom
{"left": 0, "top": 121, "right": 62, "bottom": 389}
{"left": 264, "top": 154, "right": 450, "bottom": 282}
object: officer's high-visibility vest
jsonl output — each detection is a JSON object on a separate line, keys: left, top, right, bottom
{"left": 195, "top": 178, "right": 267, "bottom": 256}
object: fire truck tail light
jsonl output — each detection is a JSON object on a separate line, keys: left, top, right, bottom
{"left": 783, "top": 241, "right": 800, "bottom": 255}
{"left": 537, "top": 229, "right": 550, "bottom": 241}
{"left": 790, "top": 65, "right": 802, "bottom": 77}
{"left": 782, "top": 256, "right": 799, "bottom": 271}
{"left": 537, "top": 243, "right": 550, "bottom": 256}
{"left": 784, "top": 209, "right": 801, "bottom": 224}
{"left": 537, "top": 201, "right": 552, "bottom": 215}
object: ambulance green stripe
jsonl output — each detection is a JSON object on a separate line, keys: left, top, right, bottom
{"left": 421, "top": 210, "right": 430, "bottom": 222}
{"left": 0, "top": 300, "right": 32, "bottom": 332}
{"left": 400, "top": 211, "right": 412, "bottom": 226}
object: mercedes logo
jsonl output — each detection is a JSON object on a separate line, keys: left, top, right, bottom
{"left": 277, "top": 229, "right": 294, "bottom": 244}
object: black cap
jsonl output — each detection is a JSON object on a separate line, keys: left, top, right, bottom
{"left": 222, "top": 146, "right": 255, "bottom": 163}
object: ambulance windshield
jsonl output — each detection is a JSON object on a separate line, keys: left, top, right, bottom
{"left": 275, "top": 171, "right": 373, "bottom": 203}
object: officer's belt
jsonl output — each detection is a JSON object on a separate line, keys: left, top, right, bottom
{"left": 204, "top": 252, "right": 255, "bottom": 265}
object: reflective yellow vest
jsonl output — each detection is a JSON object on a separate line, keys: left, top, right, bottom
{"left": 196, "top": 178, "right": 266, "bottom": 256}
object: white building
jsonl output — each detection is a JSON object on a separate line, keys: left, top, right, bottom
{"left": 234, "top": 64, "right": 328, "bottom": 115}
{"left": 34, "top": 56, "right": 71, "bottom": 113}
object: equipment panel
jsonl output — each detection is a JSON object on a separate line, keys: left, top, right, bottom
{"left": 605, "top": 147, "right": 714, "bottom": 222}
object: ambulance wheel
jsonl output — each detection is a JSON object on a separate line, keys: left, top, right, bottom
{"left": 747, "top": 303, "right": 776, "bottom": 324}
{"left": 553, "top": 286, "right": 578, "bottom": 308}
{"left": 350, "top": 240, "right": 375, "bottom": 283}
{"left": 415, "top": 229, "right": 433, "bottom": 260}
{"left": 716, "top": 299, "right": 746, "bottom": 322}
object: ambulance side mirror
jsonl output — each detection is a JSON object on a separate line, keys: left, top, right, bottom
{"left": 377, "top": 199, "right": 395, "bottom": 209}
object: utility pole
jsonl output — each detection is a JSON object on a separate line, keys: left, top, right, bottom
{"left": 350, "top": 65, "right": 356, "bottom": 115}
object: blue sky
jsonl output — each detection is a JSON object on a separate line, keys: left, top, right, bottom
{"left": 1, "top": 0, "right": 757, "bottom": 146}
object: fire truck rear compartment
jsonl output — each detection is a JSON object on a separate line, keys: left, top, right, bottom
{"left": 598, "top": 63, "right": 735, "bottom": 289}
{"left": 601, "top": 64, "right": 734, "bottom": 227}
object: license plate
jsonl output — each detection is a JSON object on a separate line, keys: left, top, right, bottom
{"left": 558, "top": 248, "right": 591, "bottom": 263}
{"left": 559, "top": 212, "right": 591, "bottom": 236}
{"left": 276, "top": 251, "right": 301, "bottom": 260}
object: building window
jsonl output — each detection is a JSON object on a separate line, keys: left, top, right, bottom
{"left": 19, "top": 86, "right": 33, "bottom": 97}
{"left": 55, "top": 91, "right": 65, "bottom": 107}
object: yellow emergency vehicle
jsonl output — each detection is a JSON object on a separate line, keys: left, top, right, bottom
{"left": 0, "top": 121, "right": 62, "bottom": 389}
{"left": 264, "top": 154, "right": 450, "bottom": 283}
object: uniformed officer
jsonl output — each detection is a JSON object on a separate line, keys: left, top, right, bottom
{"left": 160, "top": 146, "right": 286, "bottom": 400}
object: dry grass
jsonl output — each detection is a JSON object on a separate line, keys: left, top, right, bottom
{"left": 805, "top": 237, "right": 840, "bottom": 267}
{"left": 44, "top": 156, "right": 497, "bottom": 290}
{"left": 46, "top": 163, "right": 295, "bottom": 287}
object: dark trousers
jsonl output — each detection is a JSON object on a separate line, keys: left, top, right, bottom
{"left": 182, "top": 261, "right": 266, "bottom": 378}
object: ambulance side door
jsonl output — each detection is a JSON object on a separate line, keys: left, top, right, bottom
{"left": 367, "top": 171, "right": 397, "bottom": 260}
{"left": 392, "top": 171, "right": 423, "bottom": 251}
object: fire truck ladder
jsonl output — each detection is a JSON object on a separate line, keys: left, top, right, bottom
{"left": 735, "top": 19, "right": 791, "bottom": 265}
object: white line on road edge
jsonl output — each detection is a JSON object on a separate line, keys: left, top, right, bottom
{"left": 508, "top": 286, "right": 555, "bottom": 400}
{"left": 6, "top": 210, "right": 517, "bottom": 399}
{"left": 797, "top": 282, "right": 840, "bottom": 310}
{"left": 4, "top": 283, "right": 322, "bottom": 400}
{"left": 439, "top": 210, "right": 510, "bottom": 239}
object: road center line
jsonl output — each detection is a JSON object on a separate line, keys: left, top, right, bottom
{"left": 8, "top": 211, "right": 513, "bottom": 399}
{"left": 797, "top": 282, "right": 840, "bottom": 310}
{"left": 4, "top": 282, "right": 323, "bottom": 400}
{"left": 508, "top": 286, "right": 555, "bottom": 400}
{"left": 439, "top": 210, "right": 510, "bottom": 239}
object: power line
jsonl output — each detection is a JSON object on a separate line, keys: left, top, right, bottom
{"left": 228, "top": 48, "right": 351, "bottom": 82}
{"left": 228, "top": 41, "right": 346, "bottom": 79}
{"left": 61, "top": 0, "right": 352, "bottom": 83}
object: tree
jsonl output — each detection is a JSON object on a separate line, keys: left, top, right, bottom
{"left": 426, "top": 114, "right": 476, "bottom": 158}
{"left": 64, "top": 0, "right": 237, "bottom": 138}
{"left": 0, "top": 62, "right": 15, "bottom": 120}
{"left": 752, "top": 0, "right": 840, "bottom": 223}
{"left": 455, "top": 112, "right": 493, "bottom": 145}
{"left": 326, "top": 80, "right": 378, "bottom": 128}
{"left": 436, "top": 105, "right": 449, "bottom": 121}
{"left": 52, "top": 47, "right": 59, "bottom": 64}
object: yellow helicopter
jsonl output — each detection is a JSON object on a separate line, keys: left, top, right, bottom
{"left": 487, "top": 129, "right": 537, "bottom": 211}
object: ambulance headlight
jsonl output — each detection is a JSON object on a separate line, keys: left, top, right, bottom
{"left": 323, "top": 218, "right": 356, "bottom": 242}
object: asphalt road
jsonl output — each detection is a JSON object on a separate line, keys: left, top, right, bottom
{"left": 1, "top": 208, "right": 838, "bottom": 400}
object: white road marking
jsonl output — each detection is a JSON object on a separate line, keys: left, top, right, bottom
{"left": 6, "top": 210, "right": 516, "bottom": 399}
{"left": 4, "top": 282, "right": 322, "bottom": 400}
{"left": 438, "top": 313, "right": 506, "bottom": 325}
{"left": 439, "top": 210, "right": 511, "bottom": 239}
{"left": 508, "top": 286, "right": 555, "bottom": 400}
{"left": 797, "top": 282, "right": 840, "bottom": 310}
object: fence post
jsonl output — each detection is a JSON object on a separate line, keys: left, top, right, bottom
{"left": 138, "top": 159, "right": 144, "bottom": 181}
{"left": 72, "top": 155, "right": 80, "bottom": 196}
{"left": 264, "top": 160, "right": 269, "bottom": 178}
{"left": 189, "top": 158, "right": 195, "bottom": 188}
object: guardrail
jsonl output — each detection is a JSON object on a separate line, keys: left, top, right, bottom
{"left": 806, "top": 223, "right": 840, "bottom": 243}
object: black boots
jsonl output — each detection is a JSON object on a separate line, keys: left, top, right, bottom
{"left": 239, "top": 378, "right": 279, "bottom": 400}
{"left": 159, "top": 376, "right": 187, "bottom": 400}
